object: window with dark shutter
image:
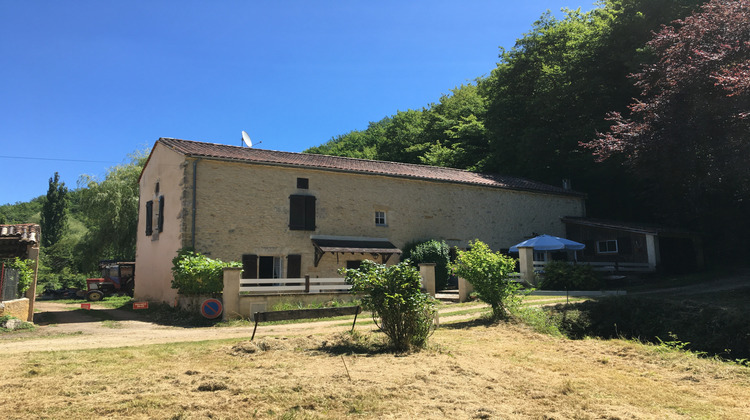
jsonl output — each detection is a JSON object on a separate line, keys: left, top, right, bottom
{"left": 289, "top": 195, "right": 316, "bottom": 230}
{"left": 287, "top": 254, "right": 302, "bottom": 278}
{"left": 145, "top": 200, "right": 153, "bottom": 236}
{"left": 157, "top": 195, "right": 165, "bottom": 233}
{"left": 242, "top": 254, "right": 258, "bottom": 279}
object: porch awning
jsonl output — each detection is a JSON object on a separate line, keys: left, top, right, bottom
{"left": 311, "top": 237, "right": 402, "bottom": 267}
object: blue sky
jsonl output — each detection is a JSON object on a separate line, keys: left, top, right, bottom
{"left": 0, "top": 1, "right": 595, "bottom": 206}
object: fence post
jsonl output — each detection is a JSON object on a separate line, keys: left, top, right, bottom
{"left": 418, "top": 263, "right": 436, "bottom": 297}
{"left": 305, "top": 275, "right": 310, "bottom": 293}
{"left": 222, "top": 267, "right": 242, "bottom": 320}
{"left": 458, "top": 277, "right": 474, "bottom": 302}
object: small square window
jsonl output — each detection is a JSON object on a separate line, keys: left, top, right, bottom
{"left": 375, "top": 211, "right": 387, "bottom": 226}
{"left": 597, "top": 240, "right": 618, "bottom": 254}
{"left": 297, "top": 178, "right": 309, "bottom": 189}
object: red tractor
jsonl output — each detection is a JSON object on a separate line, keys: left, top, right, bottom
{"left": 85, "top": 261, "right": 135, "bottom": 301}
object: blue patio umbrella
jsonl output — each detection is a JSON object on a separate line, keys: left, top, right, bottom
{"left": 509, "top": 234, "right": 585, "bottom": 253}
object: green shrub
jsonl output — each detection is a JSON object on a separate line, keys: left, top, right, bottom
{"left": 341, "top": 260, "right": 436, "bottom": 351}
{"left": 2, "top": 258, "right": 35, "bottom": 294}
{"left": 546, "top": 296, "right": 750, "bottom": 360}
{"left": 171, "top": 249, "right": 241, "bottom": 295}
{"left": 449, "top": 240, "right": 521, "bottom": 320}
{"left": 538, "top": 260, "right": 601, "bottom": 290}
{"left": 402, "top": 239, "right": 451, "bottom": 290}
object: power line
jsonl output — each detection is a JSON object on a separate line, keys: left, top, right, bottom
{"left": 0, "top": 155, "right": 117, "bottom": 164}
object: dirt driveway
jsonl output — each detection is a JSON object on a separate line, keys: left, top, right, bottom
{"left": 0, "top": 301, "right": 486, "bottom": 354}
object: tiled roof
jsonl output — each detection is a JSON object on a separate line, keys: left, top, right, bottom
{"left": 0, "top": 224, "right": 41, "bottom": 245}
{"left": 561, "top": 217, "right": 696, "bottom": 236}
{"left": 157, "top": 138, "right": 584, "bottom": 197}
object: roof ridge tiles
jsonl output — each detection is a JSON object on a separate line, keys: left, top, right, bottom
{"left": 156, "top": 137, "right": 583, "bottom": 197}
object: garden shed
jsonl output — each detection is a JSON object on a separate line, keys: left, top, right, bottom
{"left": 0, "top": 224, "right": 41, "bottom": 322}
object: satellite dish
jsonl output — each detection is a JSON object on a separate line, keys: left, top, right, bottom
{"left": 241, "top": 131, "right": 253, "bottom": 148}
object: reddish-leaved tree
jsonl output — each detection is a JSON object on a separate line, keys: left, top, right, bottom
{"left": 582, "top": 0, "right": 750, "bottom": 254}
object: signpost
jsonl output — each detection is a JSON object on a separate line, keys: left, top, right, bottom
{"left": 200, "top": 298, "right": 223, "bottom": 319}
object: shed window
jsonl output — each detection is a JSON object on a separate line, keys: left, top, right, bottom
{"left": 597, "top": 240, "right": 618, "bottom": 254}
{"left": 297, "top": 178, "right": 309, "bottom": 189}
{"left": 289, "top": 195, "right": 316, "bottom": 231}
{"left": 145, "top": 200, "right": 153, "bottom": 236}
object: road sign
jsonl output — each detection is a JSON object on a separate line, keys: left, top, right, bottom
{"left": 200, "top": 298, "right": 223, "bottom": 319}
{"left": 133, "top": 302, "right": 149, "bottom": 310}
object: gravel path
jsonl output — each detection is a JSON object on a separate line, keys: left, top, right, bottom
{"left": 0, "top": 301, "right": 489, "bottom": 354}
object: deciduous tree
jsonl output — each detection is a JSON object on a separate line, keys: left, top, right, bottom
{"left": 583, "top": 0, "right": 750, "bottom": 253}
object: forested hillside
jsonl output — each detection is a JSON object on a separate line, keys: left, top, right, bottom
{"left": 0, "top": 154, "right": 146, "bottom": 291}
{"left": 306, "top": 0, "right": 749, "bottom": 260}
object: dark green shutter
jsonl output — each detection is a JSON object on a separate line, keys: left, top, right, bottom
{"left": 157, "top": 196, "right": 165, "bottom": 233}
{"left": 145, "top": 200, "right": 153, "bottom": 236}
{"left": 287, "top": 254, "right": 302, "bottom": 278}
{"left": 304, "top": 196, "right": 316, "bottom": 230}
{"left": 242, "top": 254, "right": 258, "bottom": 279}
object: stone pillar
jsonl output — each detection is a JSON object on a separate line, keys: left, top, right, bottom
{"left": 458, "top": 277, "right": 474, "bottom": 303}
{"left": 518, "top": 246, "right": 535, "bottom": 285}
{"left": 222, "top": 267, "right": 242, "bottom": 320}
{"left": 419, "top": 263, "right": 436, "bottom": 297}
{"left": 25, "top": 245, "right": 40, "bottom": 323}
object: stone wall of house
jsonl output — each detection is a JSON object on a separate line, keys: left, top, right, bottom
{"left": 136, "top": 145, "right": 585, "bottom": 303}
{"left": 186, "top": 158, "right": 585, "bottom": 279}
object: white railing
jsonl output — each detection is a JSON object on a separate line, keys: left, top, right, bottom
{"left": 528, "top": 260, "right": 652, "bottom": 273}
{"left": 239, "top": 277, "right": 351, "bottom": 294}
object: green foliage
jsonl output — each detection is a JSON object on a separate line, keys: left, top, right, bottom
{"left": 511, "top": 305, "right": 562, "bottom": 337}
{"left": 77, "top": 151, "right": 147, "bottom": 270}
{"left": 3, "top": 257, "right": 35, "bottom": 294}
{"left": 547, "top": 295, "right": 750, "bottom": 361}
{"left": 0, "top": 196, "right": 43, "bottom": 224}
{"left": 41, "top": 172, "right": 68, "bottom": 247}
{"left": 449, "top": 240, "right": 521, "bottom": 320}
{"left": 171, "top": 248, "right": 241, "bottom": 295}
{"left": 341, "top": 260, "right": 436, "bottom": 351}
{"left": 538, "top": 260, "right": 601, "bottom": 290}
{"left": 401, "top": 239, "right": 451, "bottom": 291}
{"left": 0, "top": 315, "right": 35, "bottom": 332}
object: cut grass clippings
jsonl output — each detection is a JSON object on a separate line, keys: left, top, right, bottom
{"left": 1, "top": 321, "right": 748, "bottom": 419}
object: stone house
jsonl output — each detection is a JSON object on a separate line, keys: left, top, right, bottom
{"left": 134, "top": 138, "right": 586, "bottom": 303}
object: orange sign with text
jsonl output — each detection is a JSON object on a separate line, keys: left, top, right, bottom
{"left": 133, "top": 302, "right": 149, "bottom": 310}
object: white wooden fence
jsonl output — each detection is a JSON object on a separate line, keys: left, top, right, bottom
{"left": 239, "top": 276, "right": 351, "bottom": 294}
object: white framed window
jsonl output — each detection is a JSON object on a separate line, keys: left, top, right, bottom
{"left": 375, "top": 211, "right": 387, "bottom": 226}
{"left": 533, "top": 251, "right": 547, "bottom": 262}
{"left": 597, "top": 240, "right": 618, "bottom": 254}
